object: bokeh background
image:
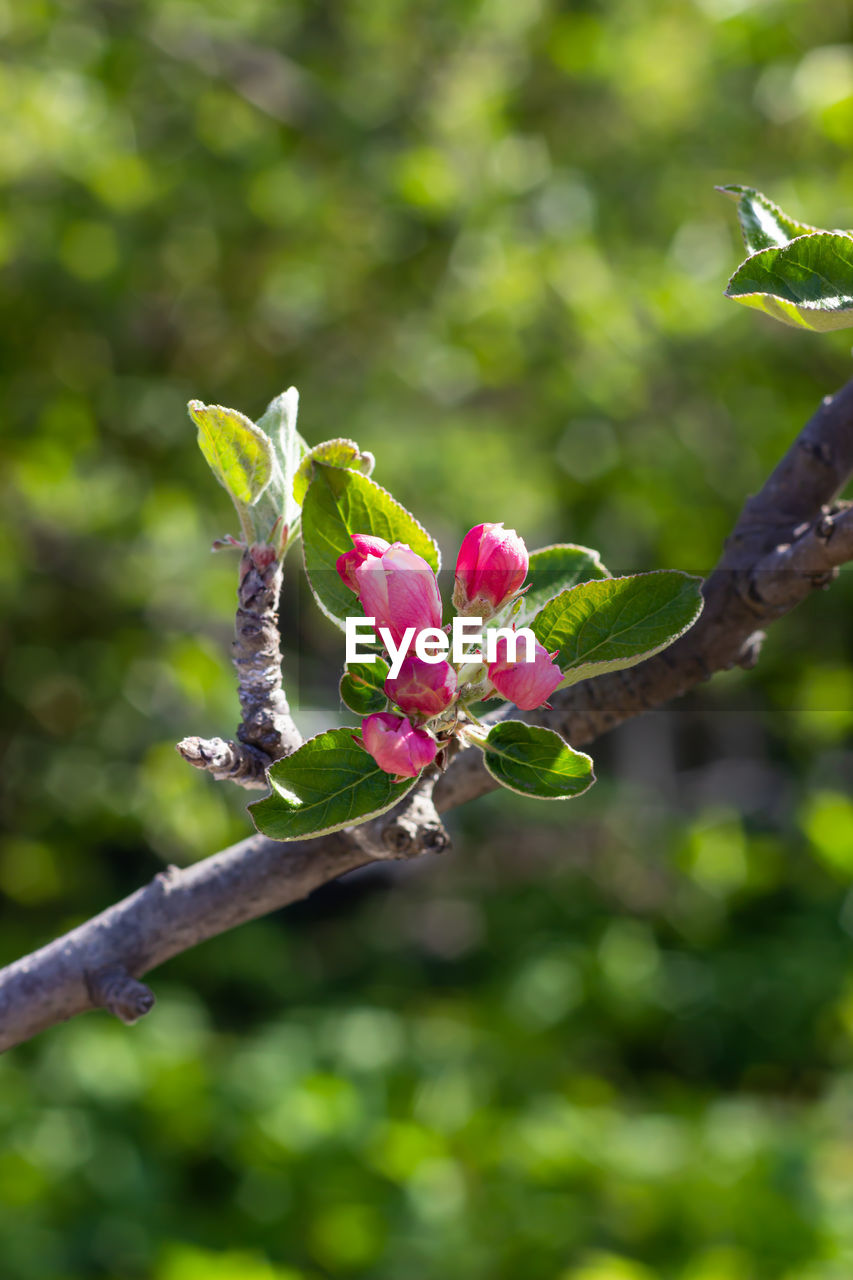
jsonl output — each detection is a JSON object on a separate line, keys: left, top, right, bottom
{"left": 3, "top": 0, "right": 853, "bottom": 1276}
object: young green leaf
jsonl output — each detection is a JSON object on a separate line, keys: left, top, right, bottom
{"left": 717, "top": 185, "right": 820, "bottom": 254}
{"left": 249, "top": 727, "right": 416, "bottom": 841}
{"left": 302, "top": 463, "right": 441, "bottom": 629}
{"left": 480, "top": 721, "right": 595, "bottom": 800}
{"left": 256, "top": 387, "right": 308, "bottom": 532}
{"left": 531, "top": 572, "right": 703, "bottom": 687}
{"left": 340, "top": 658, "right": 389, "bottom": 715}
{"left": 293, "top": 438, "right": 375, "bottom": 508}
{"left": 724, "top": 232, "right": 853, "bottom": 332}
{"left": 515, "top": 543, "right": 610, "bottom": 626}
{"left": 188, "top": 401, "right": 275, "bottom": 507}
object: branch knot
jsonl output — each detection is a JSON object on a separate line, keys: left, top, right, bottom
{"left": 353, "top": 777, "right": 451, "bottom": 861}
{"left": 85, "top": 966, "right": 155, "bottom": 1026}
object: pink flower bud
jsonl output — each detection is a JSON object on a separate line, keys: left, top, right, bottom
{"left": 384, "top": 655, "right": 457, "bottom": 718}
{"left": 453, "top": 523, "right": 528, "bottom": 614}
{"left": 336, "top": 534, "right": 392, "bottom": 593}
{"left": 360, "top": 712, "right": 437, "bottom": 778}
{"left": 486, "top": 634, "right": 563, "bottom": 710}
{"left": 354, "top": 543, "right": 443, "bottom": 646}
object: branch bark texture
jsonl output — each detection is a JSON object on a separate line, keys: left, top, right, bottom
{"left": 177, "top": 550, "right": 301, "bottom": 787}
{"left": 3, "top": 380, "right": 853, "bottom": 1052}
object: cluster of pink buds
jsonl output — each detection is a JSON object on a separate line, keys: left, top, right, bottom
{"left": 336, "top": 523, "right": 563, "bottom": 778}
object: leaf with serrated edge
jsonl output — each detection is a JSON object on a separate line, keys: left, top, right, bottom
{"left": 189, "top": 401, "right": 275, "bottom": 506}
{"left": 249, "top": 727, "right": 417, "bottom": 841}
{"left": 293, "top": 438, "right": 372, "bottom": 508}
{"left": 302, "top": 463, "right": 441, "bottom": 630}
{"left": 515, "top": 543, "right": 610, "bottom": 627}
{"left": 531, "top": 572, "right": 703, "bottom": 688}
{"left": 725, "top": 233, "right": 853, "bottom": 332}
{"left": 717, "top": 185, "right": 822, "bottom": 254}
{"left": 340, "top": 658, "right": 389, "bottom": 715}
{"left": 481, "top": 721, "right": 595, "bottom": 800}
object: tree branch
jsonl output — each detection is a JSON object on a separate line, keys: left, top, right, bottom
{"left": 3, "top": 379, "right": 853, "bottom": 1052}
{"left": 177, "top": 549, "right": 302, "bottom": 787}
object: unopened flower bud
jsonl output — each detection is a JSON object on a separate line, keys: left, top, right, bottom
{"left": 336, "top": 534, "right": 392, "bottom": 592}
{"left": 354, "top": 543, "right": 443, "bottom": 646}
{"left": 487, "top": 634, "right": 562, "bottom": 710}
{"left": 453, "top": 522, "right": 528, "bottom": 616}
{"left": 385, "top": 655, "right": 457, "bottom": 718}
{"left": 360, "top": 712, "right": 437, "bottom": 778}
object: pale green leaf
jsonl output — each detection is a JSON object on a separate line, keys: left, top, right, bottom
{"left": 188, "top": 401, "right": 275, "bottom": 506}
{"left": 293, "top": 438, "right": 375, "bottom": 508}
{"left": 256, "top": 387, "right": 308, "bottom": 530}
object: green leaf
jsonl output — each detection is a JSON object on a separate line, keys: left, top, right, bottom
{"left": 293, "top": 438, "right": 375, "bottom": 508}
{"left": 480, "top": 720, "right": 595, "bottom": 800}
{"left": 340, "top": 658, "right": 389, "bottom": 715}
{"left": 188, "top": 401, "right": 275, "bottom": 507}
{"left": 249, "top": 727, "right": 417, "bottom": 841}
{"left": 717, "top": 184, "right": 820, "bottom": 254}
{"left": 302, "top": 463, "right": 441, "bottom": 630}
{"left": 724, "top": 232, "right": 853, "bottom": 332}
{"left": 256, "top": 387, "right": 308, "bottom": 532}
{"left": 515, "top": 543, "right": 610, "bottom": 626}
{"left": 531, "top": 572, "right": 703, "bottom": 687}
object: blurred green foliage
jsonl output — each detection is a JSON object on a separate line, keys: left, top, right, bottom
{"left": 3, "top": 0, "right": 853, "bottom": 1274}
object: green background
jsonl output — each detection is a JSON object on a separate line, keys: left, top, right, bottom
{"left": 3, "top": 0, "right": 853, "bottom": 1276}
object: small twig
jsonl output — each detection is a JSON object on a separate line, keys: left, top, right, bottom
{"left": 178, "top": 549, "right": 302, "bottom": 788}
{"left": 86, "top": 966, "right": 155, "bottom": 1025}
{"left": 175, "top": 736, "right": 270, "bottom": 789}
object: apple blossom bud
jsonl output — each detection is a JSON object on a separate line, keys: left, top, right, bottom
{"left": 360, "top": 712, "right": 437, "bottom": 777}
{"left": 336, "top": 534, "right": 392, "bottom": 592}
{"left": 453, "top": 522, "right": 528, "bottom": 616}
{"left": 384, "top": 655, "right": 457, "bottom": 718}
{"left": 354, "top": 543, "right": 443, "bottom": 646}
{"left": 486, "top": 634, "right": 563, "bottom": 710}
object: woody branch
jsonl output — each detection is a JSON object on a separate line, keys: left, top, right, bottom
{"left": 2, "top": 378, "right": 853, "bottom": 1052}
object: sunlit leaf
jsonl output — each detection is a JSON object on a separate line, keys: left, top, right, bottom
{"left": 717, "top": 184, "right": 820, "bottom": 254}
{"left": 515, "top": 544, "right": 610, "bottom": 626}
{"left": 531, "top": 572, "right": 703, "bottom": 687}
{"left": 249, "top": 728, "right": 417, "bottom": 840}
{"left": 480, "top": 721, "right": 595, "bottom": 800}
{"left": 302, "top": 463, "right": 440, "bottom": 630}
{"left": 256, "top": 387, "right": 308, "bottom": 531}
{"left": 293, "top": 438, "right": 375, "bottom": 508}
{"left": 724, "top": 232, "right": 853, "bottom": 332}
{"left": 188, "top": 401, "right": 275, "bottom": 506}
